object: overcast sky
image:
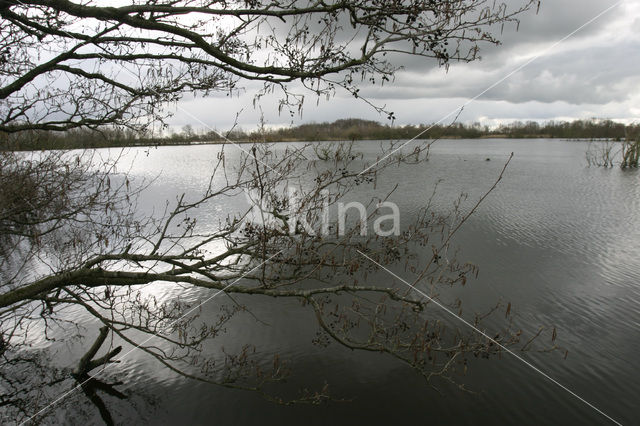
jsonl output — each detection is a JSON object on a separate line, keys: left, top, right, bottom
{"left": 167, "top": 0, "right": 640, "bottom": 132}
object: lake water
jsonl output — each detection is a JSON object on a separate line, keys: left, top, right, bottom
{"left": 51, "top": 139, "right": 640, "bottom": 424}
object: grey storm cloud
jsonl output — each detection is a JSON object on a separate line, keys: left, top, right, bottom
{"left": 362, "top": 37, "right": 640, "bottom": 105}
{"left": 366, "top": 0, "right": 622, "bottom": 73}
{"left": 358, "top": 0, "right": 636, "bottom": 105}
{"left": 170, "top": 0, "right": 640, "bottom": 129}
{"left": 500, "top": 0, "right": 621, "bottom": 43}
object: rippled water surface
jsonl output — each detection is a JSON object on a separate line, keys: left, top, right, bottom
{"left": 74, "top": 139, "right": 640, "bottom": 424}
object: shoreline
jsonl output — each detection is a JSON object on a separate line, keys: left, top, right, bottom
{"left": 0, "top": 136, "right": 624, "bottom": 153}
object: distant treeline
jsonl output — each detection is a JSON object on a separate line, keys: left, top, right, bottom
{"left": 262, "top": 118, "right": 639, "bottom": 141}
{"left": 2, "top": 118, "right": 639, "bottom": 151}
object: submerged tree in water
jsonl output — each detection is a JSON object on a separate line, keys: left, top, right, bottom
{"left": 586, "top": 137, "right": 640, "bottom": 169}
{"left": 621, "top": 139, "right": 640, "bottom": 168}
